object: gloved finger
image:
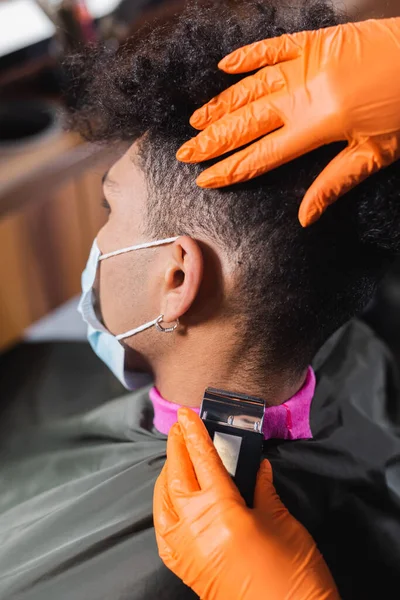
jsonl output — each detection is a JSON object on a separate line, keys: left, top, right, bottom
{"left": 298, "top": 137, "right": 397, "bottom": 226}
{"left": 153, "top": 462, "right": 179, "bottom": 536}
{"left": 166, "top": 422, "right": 201, "bottom": 512}
{"left": 253, "top": 459, "right": 273, "bottom": 511}
{"left": 189, "top": 65, "right": 285, "bottom": 130}
{"left": 177, "top": 408, "right": 242, "bottom": 498}
{"left": 254, "top": 460, "right": 288, "bottom": 519}
{"left": 178, "top": 98, "right": 283, "bottom": 162}
{"left": 196, "top": 125, "right": 317, "bottom": 188}
{"left": 218, "top": 31, "right": 304, "bottom": 74}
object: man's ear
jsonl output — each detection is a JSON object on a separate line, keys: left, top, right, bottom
{"left": 161, "top": 236, "right": 203, "bottom": 323}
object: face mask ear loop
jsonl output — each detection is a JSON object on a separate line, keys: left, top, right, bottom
{"left": 99, "top": 237, "right": 179, "bottom": 261}
{"left": 98, "top": 236, "right": 180, "bottom": 341}
{"left": 116, "top": 315, "right": 180, "bottom": 340}
{"left": 116, "top": 317, "right": 159, "bottom": 341}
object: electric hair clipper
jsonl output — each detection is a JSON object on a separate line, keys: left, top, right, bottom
{"left": 200, "top": 387, "right": 265, "bottom": 508}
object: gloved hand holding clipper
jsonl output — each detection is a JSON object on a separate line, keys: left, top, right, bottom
{"left": 154, "top": 408, "right": 339, "bottom": 600}
{"left": 177, "top": 18, "right": 400, "bottom": 226}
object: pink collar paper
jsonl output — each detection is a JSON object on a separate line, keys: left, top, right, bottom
{"left": 149, "top": 367, "right": 314, "bottom": 440}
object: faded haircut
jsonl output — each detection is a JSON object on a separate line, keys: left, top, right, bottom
{"left": 66, "top": 0, "right": 400, "bottom": 383}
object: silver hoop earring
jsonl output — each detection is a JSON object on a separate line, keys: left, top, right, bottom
{"left": 155, "top": 315, "right": 179, "bottom": 334}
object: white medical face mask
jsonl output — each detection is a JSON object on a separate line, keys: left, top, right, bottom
{"left": 78, "top": 236, "right": 178, "bottom": 389}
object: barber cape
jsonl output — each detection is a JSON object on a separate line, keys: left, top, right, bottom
{"left": 0, "top": 319, "right": 400, "bottom": 600}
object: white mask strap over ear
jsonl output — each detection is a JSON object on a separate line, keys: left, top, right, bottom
{"left": 100, "top": 236, "right": 180, "bottom": 341}
{"left": 99, "top": 237, "right": 179, "bottom": 261}
{"left": 116, "top": 316, "right": 161, "bottom": 340}
{"left": 116, "top": 314, "right": 180, "bottom": 341}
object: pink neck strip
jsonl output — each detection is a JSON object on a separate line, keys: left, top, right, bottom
{"left": 149, "top": 367, "right": 314, "bottom": 440}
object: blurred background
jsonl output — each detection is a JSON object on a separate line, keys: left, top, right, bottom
{"left": 0, "top": 0, "right": 399, "bottom": 431}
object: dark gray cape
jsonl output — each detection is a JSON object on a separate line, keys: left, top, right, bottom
{"left": 1, "top": 320, "right": 399, "bottom": 600}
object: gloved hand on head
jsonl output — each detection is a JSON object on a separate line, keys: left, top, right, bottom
{"left": 153, "top": 408, "right": 340, "bottom": 600}
{"left": 177, "top": 18, "right": 400, "bottom": 227}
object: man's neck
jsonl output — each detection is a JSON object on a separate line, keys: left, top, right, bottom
{"left": 153, "top": 334, "right": 307, "bottom": 408}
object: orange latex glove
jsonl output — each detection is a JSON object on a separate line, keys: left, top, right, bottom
{"left": 177, "top": 18, "right": 400, "bottom": 226}
{"left": 154, "top": 408, "right": 339, "bottom": 600}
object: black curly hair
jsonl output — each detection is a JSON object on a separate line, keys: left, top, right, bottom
{"left": 66, "top": 0, "right": 400, "bottom": 382}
